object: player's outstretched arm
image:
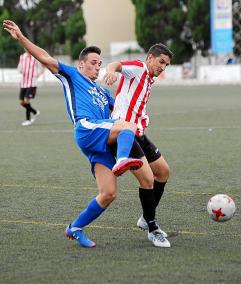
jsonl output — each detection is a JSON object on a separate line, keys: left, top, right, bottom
{"left": 103, "top": 62, "right": 122, "bottom": 87}
{"left": 3, "top": 20, "right": 58, "bottom": 74}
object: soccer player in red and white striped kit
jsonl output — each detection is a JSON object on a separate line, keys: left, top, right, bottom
{"left": 104, "top": 43, "right": 173, "bottom": 247}
{"left": 18, "top": 50, "right": 43, "bottom": 126}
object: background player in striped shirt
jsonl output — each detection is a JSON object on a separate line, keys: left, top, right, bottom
{"left": 18, "top": 50, "right": 43, "bottom": 126}
{"left": 104, "top": 43, "right": 173, "bottom": 247}
{"left": 3, "top": 19, "right": 143, "bottom": 248}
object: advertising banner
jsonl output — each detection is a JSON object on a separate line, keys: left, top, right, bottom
{"left": 210, "top": 0, "right": 233, "bottom": 53}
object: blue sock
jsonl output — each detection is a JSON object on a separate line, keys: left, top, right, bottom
{"left": 71, "top": 198, "right": 105, "bottom": 229}
{"left": 116, "top": 129, "right": 135, "bottom": 160}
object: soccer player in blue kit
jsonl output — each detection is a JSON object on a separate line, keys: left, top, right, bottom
{"left": 3, "top": 20, "right": 143, "bottom": 248}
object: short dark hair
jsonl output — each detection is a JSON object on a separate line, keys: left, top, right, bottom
{"left": 79, "top": 46, "right": 101, "bottom": 61}
{"left": 147, "top": 43, "right": 173, "bottom": 59}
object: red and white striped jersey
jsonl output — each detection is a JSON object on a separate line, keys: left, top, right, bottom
{"left": 111, "top": 60, "right": 155, "bottom": 136}
{"left": 17, "top": 53, "right": 42, "bottom": 88}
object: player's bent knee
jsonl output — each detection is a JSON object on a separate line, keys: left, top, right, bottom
{"left": 164, "top": 165, "right": 171, "bottom": 179}
{"left": 136, "top": 170, "right": 154, "bottom": 188}
{"left": 154, "top": 161, "right": 171, "bottom": 181}
{"left": 101, "top": 191, "right": 117, "bottom": 204}
{"left": 139, "top": 177, "right": 154, "bottom": 189}
{"left": 161, "top": 166, "right": 170, "bottom": 181}
{"left": 155, "top": 171, "right": 170, "bottom": 182}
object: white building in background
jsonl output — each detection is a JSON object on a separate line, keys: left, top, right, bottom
{"left": 82, "top": 0, "right": 137, "bottom": 56}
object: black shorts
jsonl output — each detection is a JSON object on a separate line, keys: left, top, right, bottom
{"left": 133, "top": 135, "right": 161, "bottom": 163}
{"left": 110, "top": 134, "right": 161, "bottom": 163}
{"left": 19, "top": 87, "right": 37, "bottom": 100}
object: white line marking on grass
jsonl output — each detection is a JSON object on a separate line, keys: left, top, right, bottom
{"left": 152, "top": 108, "right": 241, "bottom": 115}
{"left": 0, "top": 129, "right": 72, "bottom": 134}
{"left": 1, "top": 125, "right": 241, "bottom": 134}
{"left": 155, "top": 126, "right": 241, "bottom": 131}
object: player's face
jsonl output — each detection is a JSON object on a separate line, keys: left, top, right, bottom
{"left": 79, "top": 53, "right": 102, "bottom": 81}
{"left": 147, "top": 53, "right": 170, "bottom": 77}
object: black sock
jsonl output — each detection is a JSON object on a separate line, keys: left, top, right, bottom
{"left": 139, "top": 188, "right": 158, "bottom": 232}
{"left": 24, "top": 104, "right": 32, "bottom": 120}
{"left": 153, "top": 180, "right": 166, "bottom": 208}
{"left": 28, "top": 103, "right": 37, "bottom": 115}
{"left": 21, "top": 104, "right": 30, "bottom": 120}
{"left": 24, "top": 104, "right": 36, "bottom": 120}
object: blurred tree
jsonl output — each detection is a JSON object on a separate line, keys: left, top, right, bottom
{"left": 131, "top": 0, "right": 193, "bottom": 64}
{"left": 132, "top": 0, "right": 241, "bottom": 62}
{"left": 0, "top": 0, "right": 86, "bottom": 66}
{"left": 0, "top": 8, "right": 22, "bottom": 66}
{"left": 187, "top": 0, "right": 210, "bottom": 56}
{"left": 64, "top": 9, "right": 86, "bottom": 60}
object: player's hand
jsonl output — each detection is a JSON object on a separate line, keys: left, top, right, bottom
{"left": 3, "top": 20, "right": 23, "bottom": 40}
{"left": 103, "top": 72, "right": 118, "bottom": 87}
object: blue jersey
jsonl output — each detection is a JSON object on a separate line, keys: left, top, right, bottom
{"left": 55, "top": 62, "right": 114, "bottom": 125}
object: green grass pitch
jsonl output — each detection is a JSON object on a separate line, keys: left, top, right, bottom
{"left": 0, "top": 84, "right": 241, "bottom": 284}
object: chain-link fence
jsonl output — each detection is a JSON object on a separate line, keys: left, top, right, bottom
{"left": 233, "top": 0, "right": 241, "bottom": 61}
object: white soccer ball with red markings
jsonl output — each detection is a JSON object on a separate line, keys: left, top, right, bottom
{"left": 207, "top": 194, "right": 236, "bottom": 222}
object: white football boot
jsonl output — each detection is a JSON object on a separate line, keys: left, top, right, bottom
{"left": 21, "top": 120, "right": 33, "bottom": 126}
{"left": 148, "top": 229, "right": 171, "bottom": 248}
{"left": 137, "top": 215, "right": 168, "bottom": 238}
{"left": 31, "top": 110, "right": 40, "bottom": 123}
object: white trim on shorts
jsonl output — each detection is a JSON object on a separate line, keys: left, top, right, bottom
{"left": 79, "top": 118, "right": 113, "bottom": 130}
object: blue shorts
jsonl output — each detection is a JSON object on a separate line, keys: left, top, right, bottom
{"left": 74, "top": 118, "right": 117, "bottom": 174}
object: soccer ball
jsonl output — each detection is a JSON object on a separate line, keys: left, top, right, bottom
{"left": 207, "top": 194, "right": 236, "bottom": 222}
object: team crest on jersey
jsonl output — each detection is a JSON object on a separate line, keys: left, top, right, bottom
{"left": 88, "top": 87, "right": 108, "bottom": 111}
